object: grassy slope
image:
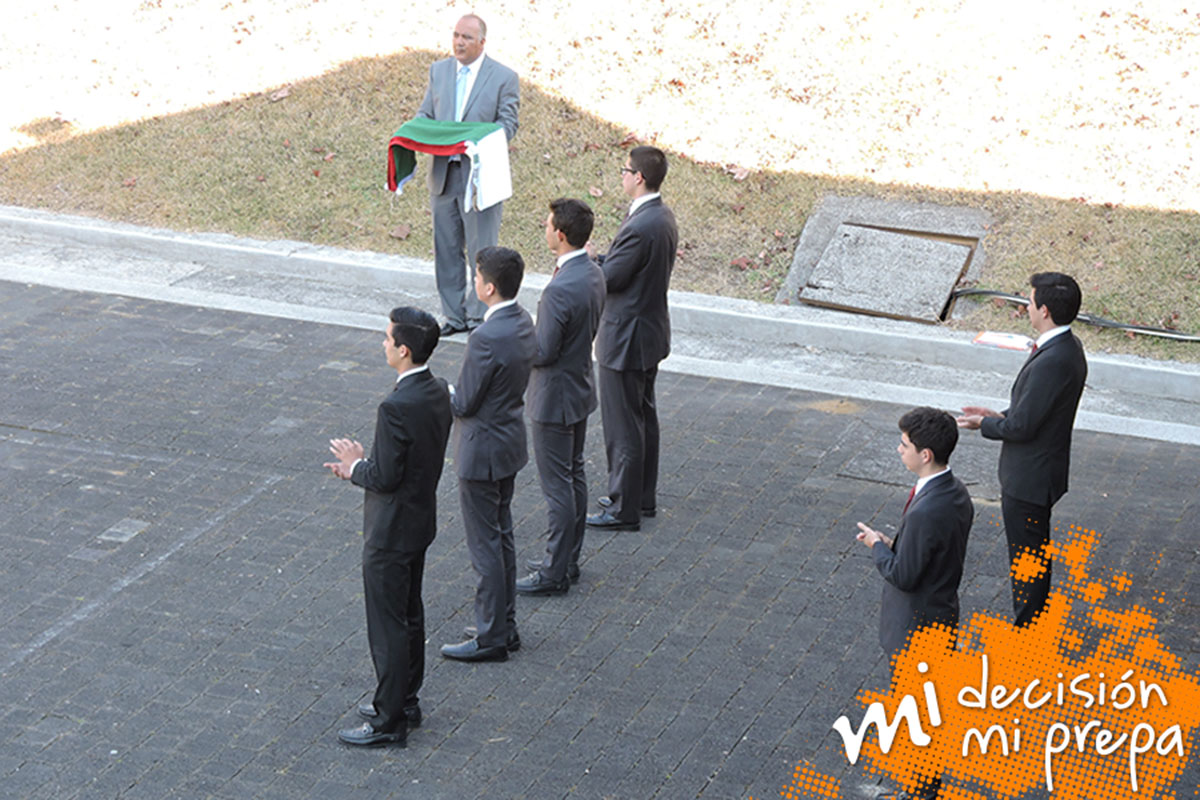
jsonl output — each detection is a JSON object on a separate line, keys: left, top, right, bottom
{"left": 1, "top": 51, "right": 1196, "bottom": 361}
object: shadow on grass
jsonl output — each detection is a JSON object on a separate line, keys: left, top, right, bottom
{"left": 1, "top": 49, "right": 1196, "bottom": 361}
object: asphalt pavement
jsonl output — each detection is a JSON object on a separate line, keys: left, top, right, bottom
{"left": 0, "top": 214, "right": 1197, "bottom": 799}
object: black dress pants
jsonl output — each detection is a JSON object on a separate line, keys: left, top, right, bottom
{"left": 362, "top": 544, "right": 426, "bottom": 734}
{"left": 1000, "top": 493, "right": 1053, "bottom": 627}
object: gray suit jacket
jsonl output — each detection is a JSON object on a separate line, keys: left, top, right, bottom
{"left": 980, "top": 332, "right": 1087, "bottom": 507}
{"left": 451, "top": 303, "right": 536, "bottom": 481}
{"left": 351, "top": 370, "right": 453, "bottom": 553}
{"left": 417, "top": 54, "right": 520, "bottom": 196}
{"left": 594, "top": 197, "right": 678, "bottom": 371}
{"left": 873, "top": 472, "right": 975, "bottom": 658}
{"left": 527, "top": 254, "right": 606, "bottom": 425}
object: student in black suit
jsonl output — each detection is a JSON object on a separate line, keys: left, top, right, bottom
{"left": 957, "top": 272, "right": 1087, "bottom": 627}
{"left": 856, "top": 407, "right": 975, "bottom": 660}
{"left": 856, "top": 407, "right": 974, "bottom": 800}
{"left": 586, "top": 146, "right": 678, "bottom": 531}
{"left": 518, "top": 198, "right": 606, "bottom": 595}
{"left": 324, "top": 307, "right": 452, "bottom": 747}
{"left": 442, "top": 246, "right": 536, "bottom": 662}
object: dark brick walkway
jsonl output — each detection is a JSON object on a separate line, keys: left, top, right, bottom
{"left": 1, "top": 281, "right": 1196, "bottom": 799}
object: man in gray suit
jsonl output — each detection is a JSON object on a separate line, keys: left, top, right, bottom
{"left": 442, "top": 246, "right": 536, "bottom": 662}
{"left": 417, "top": 14, "right": 520, "bottom": 337}
{"left": 957, "top": 272, "right": 1087, "bottom": 627}
{"left": 856, "top": 407, "right": 973, "bottom": 800}
{"left": 518, "top": 199, "right": 606, "bottom": 595}
{"left": 586, "top": 146, "right": 678, "bottom": 531}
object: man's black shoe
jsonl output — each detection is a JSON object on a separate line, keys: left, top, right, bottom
{"left": 515, "top": 572, "right": 569, "bottom": 595}
{"left": 439, "top": 322, "right": 468, "bottom": 337}
{"left": 357, "top": 701, "right": 421, "bottom": 727}
{"left": 586, "top": 511, "right": 640, "bottom": 531}
{"left": 441, "top": 638, "right": 508, "bottom": 662}
{"left": 337, "top": 722, "right": 405, "bottom": 747}
{"left": 462, "top": 626, "right": 520, "bottom": 651}
{"left": 597, "top": 496, "right": 655, "bottom": 517}
{"left": 524, "top": 559, "right": 580, "bottom": 582}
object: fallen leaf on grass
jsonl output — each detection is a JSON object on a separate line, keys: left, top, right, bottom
{"left": 122, "top": 177, "right": 137, "bottom": 188}
{"left": 312, "top": 169, "right": 321, "bottom": 177}
{"left": 283, "top": 139, "right": 291, "bottom": 148}
{"left": 725, "top": 165, "right": 750, "bottom": 181}
{"left": 268, "top": 86, "right": 291, "bottom": 102}
{"left": 731, "top": 257, "right": 753, "bottom": 271}
{"left": 617, "top": 132, "right": 638, "bottom": 147}
{"left": 323, "top": 153, "right": 336, "bottom": 162}
{"left": 255, "top": 175, "right": 266, "bottom": 182}
{"left": 583, "top": 142, "right": 603, "bottom": 151}
{"left": 389, "top": 224, "right": 411, "bottom": 240}
{"left": 731, "top": 203, "right": 745, "bottom": 213}
{"left": 588, "top": 186, "right": 603, "bottom": 197}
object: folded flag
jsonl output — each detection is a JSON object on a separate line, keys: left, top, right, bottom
{"left": 387, "top": 118, "right": 512, "bottom": 211}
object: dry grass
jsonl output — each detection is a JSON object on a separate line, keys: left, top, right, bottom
{"left": 1, "top": 47, "right": 1197, "bottom": 361}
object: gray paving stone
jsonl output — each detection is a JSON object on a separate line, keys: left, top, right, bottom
{"left": 0, "top": 280, "right": 1196, "bottom": 799}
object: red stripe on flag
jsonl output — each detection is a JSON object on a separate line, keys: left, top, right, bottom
{"left": 392, "top": 137, "right": 468, "bottom": 156}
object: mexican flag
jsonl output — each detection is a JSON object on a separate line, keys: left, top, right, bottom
{"left": 387, "top": 118, "right": 512, "bottom": 211}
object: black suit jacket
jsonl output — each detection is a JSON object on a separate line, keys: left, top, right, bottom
{"left": 451, "top": 303, "right": 537, "bottom": 481}
{"left": 594, "top": 197, "right": 678, "bottom": 371}
{"left": 527, "top": 253, "right": 606, "bottom": 425}
{"left": 980, "top": 331, "right": 1087, "bottom": 507}
{"left": 873, "top": 472, "right": 975, "bottom": 657}
{"left": 417, "top": 54, "right": 520, "bottom": 196}
{"left": 351, "top": 369, "right": 452, "bottom": 553}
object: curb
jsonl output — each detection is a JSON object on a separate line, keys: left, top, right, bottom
{"left": 2, "top": 204, "right": 1198, "bottom": 410}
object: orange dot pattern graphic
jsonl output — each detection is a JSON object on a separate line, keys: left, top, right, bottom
{"left": 777, "top": 762, "right": 841, "bottom": 799}
{"left": 761, "top": 524, "right": 1200, "bottom": 799}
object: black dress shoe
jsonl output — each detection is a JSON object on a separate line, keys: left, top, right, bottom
{"left": 597, "top": 496, "right": 655, "bottom": 517}
{"left": 337, "top": 722, "right": 405, "bottom": 747}
{"left": 357, "top": 701, "right": 421, "bottom": 727}
{"left": 441, "top": 638, "right": 508, "bottom": 662}
{"left": 516, "top": 571, "right": 569, "bottom": 595}
{"left": 439, "top": 322, "right": 468, "bottom": 337}
{"left": 462, "top": 626, "right": 520, "bottom": 651}
{"left": 525, "top": 559, "right": 580, "bottom": 582}
{"left": 586, "top": 511, "right": 640, "bottom": 531}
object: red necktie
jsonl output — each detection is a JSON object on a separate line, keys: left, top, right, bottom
{"left": 903, "top": 485, "right": 916, "bottom": 514}
{"left": 1031, "top": 342, "right": 1039, "bottom": 354}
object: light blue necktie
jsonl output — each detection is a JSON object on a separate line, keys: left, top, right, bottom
{"left": 455, "top": 65, "right": 470, "bottom": 121}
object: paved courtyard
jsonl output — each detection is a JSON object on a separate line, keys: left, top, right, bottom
{"left": 1, "top": 281, "right": 1196, "bottom": 799}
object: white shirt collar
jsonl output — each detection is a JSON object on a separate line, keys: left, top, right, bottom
{"left": 628, "top": 191, "right": 661, "bottom": 216}
{"left": 483, "top": 298, "right": 517, "bottom": 321}
{"left": 458, "top": 52, "right": 485, "bottom": 75}
{"left": 395, "top": 364, "right": 429, "bottom": 385}
{"left": 1035, "top": 325, "right": 1070, "bottom": 348}
{"left": 555, "top": 248, "right": 587, "bottom": 269}
{"left": 914, "top": 467, "right": 951, "bottom": 498}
